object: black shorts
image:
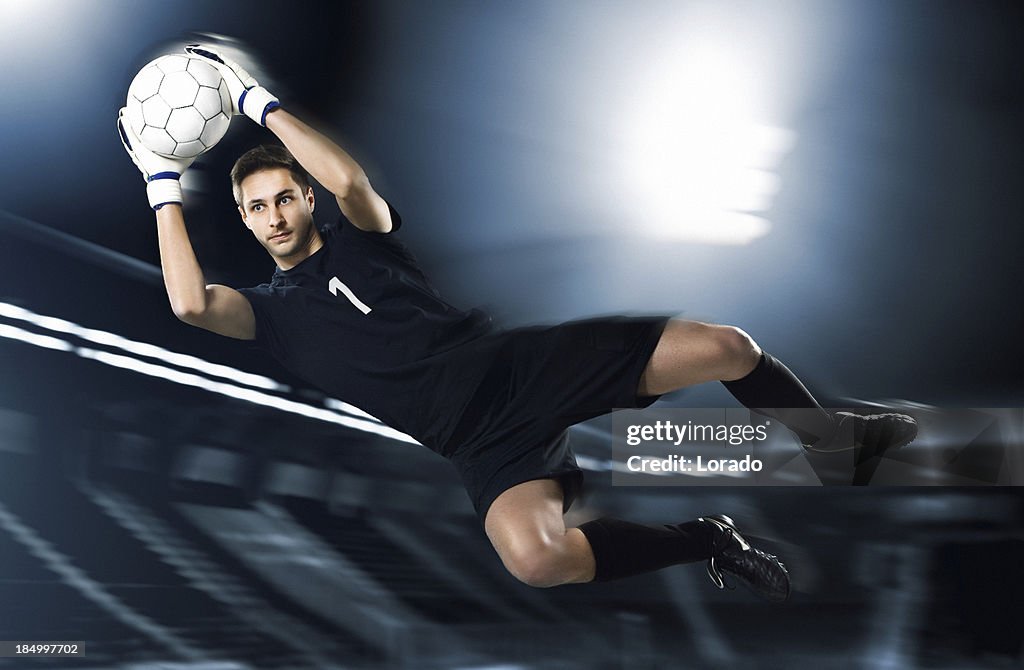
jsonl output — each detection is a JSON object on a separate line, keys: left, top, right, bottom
{"left": 443, "top": 315, "right": 671, "bottom": 526}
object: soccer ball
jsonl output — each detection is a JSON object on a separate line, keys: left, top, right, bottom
{"left": 125, "top": 54, "right": 232, "bottom": 159}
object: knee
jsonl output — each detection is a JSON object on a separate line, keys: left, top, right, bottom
{"left": 500, "top": 542, "right": 566, "bottom": 588}
{"left": 714, "top": 325, "right": 761, "bottom": 380}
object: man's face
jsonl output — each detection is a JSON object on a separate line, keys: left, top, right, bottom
{"left": 238, "top": 168, "right": 321, "bottom": 269}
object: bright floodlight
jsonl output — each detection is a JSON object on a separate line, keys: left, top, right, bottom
{"left": 621, "top": 41, "right": 795, "bottom": 245}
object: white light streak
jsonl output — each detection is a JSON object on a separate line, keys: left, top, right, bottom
{"left": 323, "top": 398, "right": 378, "bottom": 421}
{"left": 0, "top": 323, "right": 74, "bottom": 353}
{"left": 0, "top": 301, "right": 283, "bottom": 391}
{"left": 76, "top": 348, "right": 417, "bottom": 444}
{"left": 0, "top": 303, "right": 417, "bottom": 446}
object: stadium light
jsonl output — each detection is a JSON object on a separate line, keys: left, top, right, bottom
{"left": 619, "top": 38, "right": 795, "bottom": 244}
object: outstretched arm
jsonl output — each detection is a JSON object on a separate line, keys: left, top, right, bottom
{"left": 156, "top": 204, "right": 255, "bottom": 340}
{"left": 118, "top": 108, "right": 254, "bottom": 339}
{"left": 265, "top": 109, "right": 393, "bottom": 233}
{"left": 184, "top": 44, "right": 393, "bottom": 234}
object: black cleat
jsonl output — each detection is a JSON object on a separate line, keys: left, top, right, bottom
{"left": 805, "top": 411, "right": 918, "bottom": 458}
{"left": 700, "top": 514, "right": 791, "bottom": 602}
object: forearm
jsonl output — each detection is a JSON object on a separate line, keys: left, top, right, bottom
{"left": 264, "top": 108, "right": 367, "bottom": 199}
{"left": 155, "top": 204, "right": 209, "bottom": 318}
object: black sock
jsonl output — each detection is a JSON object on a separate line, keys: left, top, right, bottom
{"left": 722, "top": 351, "right": 835, "bottom": 445}
{"left": 578, "top": 517, "right": 716, "bottom": 582}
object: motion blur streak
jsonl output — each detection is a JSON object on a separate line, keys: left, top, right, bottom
{"left": 0, "top": 307, "right": 418, "bottom": 445}
{"left": 0, "top": 301, "right": 282, "bottom": 391}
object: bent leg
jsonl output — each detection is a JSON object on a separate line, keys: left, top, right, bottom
{"left": 637, "top": 318, "right": 834, "bottom": 445}
{"left": 484, "top": 477, "right": 789, "bottom": 599}
{"left": 484, "top": 477, "right": 720, "bottom": 587}
{"left": 484, "top": 478, "right": 596, "bottom": 587}
{"left": 484, "top": 478, "right": 712, "bottom": 587}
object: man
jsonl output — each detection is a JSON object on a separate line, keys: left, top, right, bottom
{"left": 118, "top": 45, "right": 918, "bottom": 602}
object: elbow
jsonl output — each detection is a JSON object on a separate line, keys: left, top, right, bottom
{"left": 169, "top": 286, "right": 210, "bottom": 325}
{"left": 336, "top": 171, "right": 370, "bottom": 202}
{"left": 171, "top": 301, "right": 205, "bottom": 325}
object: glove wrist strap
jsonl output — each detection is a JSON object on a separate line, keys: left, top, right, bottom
{"left": 240, "top": 86, "right": 280, "bottom": 126}
{"left": 147, "top": 177, "right": 182, "bottom": 210}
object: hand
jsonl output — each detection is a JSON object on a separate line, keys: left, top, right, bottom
{"left": 117, "top": 108, "right": 194, "bottom": 210}
{"left": 184, "top": 44, "right": 280, "bottom": 127}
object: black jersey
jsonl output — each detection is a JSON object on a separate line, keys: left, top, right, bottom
{"left": 237, "top": 205, "right": 496, "bottom": 453}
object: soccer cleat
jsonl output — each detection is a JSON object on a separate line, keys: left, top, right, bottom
{"left": 805, "top": 411, "right": 919, "bottom": 457}
{"left": 700, "top": 514, "right": 791, "bottom": 602}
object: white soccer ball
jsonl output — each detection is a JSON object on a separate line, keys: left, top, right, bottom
{"left": 125, "top": 54, "right": 232, "bottom": 159}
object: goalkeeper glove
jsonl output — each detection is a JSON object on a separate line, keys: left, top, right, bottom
{"left": 185, "top": 44, "right": 280, "bottom": 126}
{"left": 117, "top": 108, "right": 194, "bottom": 210}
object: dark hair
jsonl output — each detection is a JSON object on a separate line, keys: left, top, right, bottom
{"left": 230, "top": 144, "right": 312, "bottom": 205}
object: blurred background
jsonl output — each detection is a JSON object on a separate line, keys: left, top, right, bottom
{"left": 0, "top": 0, "right": 1022, "bottom": 667}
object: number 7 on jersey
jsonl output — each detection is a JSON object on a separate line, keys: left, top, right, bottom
{"left": 328, "top": 276, "right": 372, "bottom": 314}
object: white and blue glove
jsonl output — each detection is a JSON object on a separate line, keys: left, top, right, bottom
{"left": 117, "top": 107, "right": 194, "bottom": 210}
{"left": 185, "top": 44, "right": 280, "bottom": 126}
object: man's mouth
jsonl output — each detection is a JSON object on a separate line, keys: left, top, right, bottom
{"left": 270, "top": 231, "right": 291, "bottom": 241}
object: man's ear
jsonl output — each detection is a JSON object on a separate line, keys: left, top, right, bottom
{"left": 238, "top": 205, "right": 252, "bottom": 229}
{"left": 306, "top": 186, "right": 315, "bottom": 214}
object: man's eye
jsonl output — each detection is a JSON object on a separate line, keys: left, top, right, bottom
{"left": 253, "top": 204, "right": 264, "bottom": 212}
{"left": 279, "top": 197, "right": 291, "bottom": 205}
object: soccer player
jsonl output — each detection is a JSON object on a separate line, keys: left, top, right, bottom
{"left": 118, "top": 45, "right": 918, "bottom": 602}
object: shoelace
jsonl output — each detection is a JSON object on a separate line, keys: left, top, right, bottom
{"left": 706, "top": 526, "right": 736, "bottom": 590}
{"left": 706, "top": 555, "right": 734, "bottom": 591}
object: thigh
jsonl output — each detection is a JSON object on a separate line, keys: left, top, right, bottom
{"left": 484, "top": 478, "right": 567, "bottom": 558}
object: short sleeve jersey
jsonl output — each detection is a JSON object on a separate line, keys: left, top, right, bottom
{"left": 236, "top": 205, "right": 496, "bottom": 453}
